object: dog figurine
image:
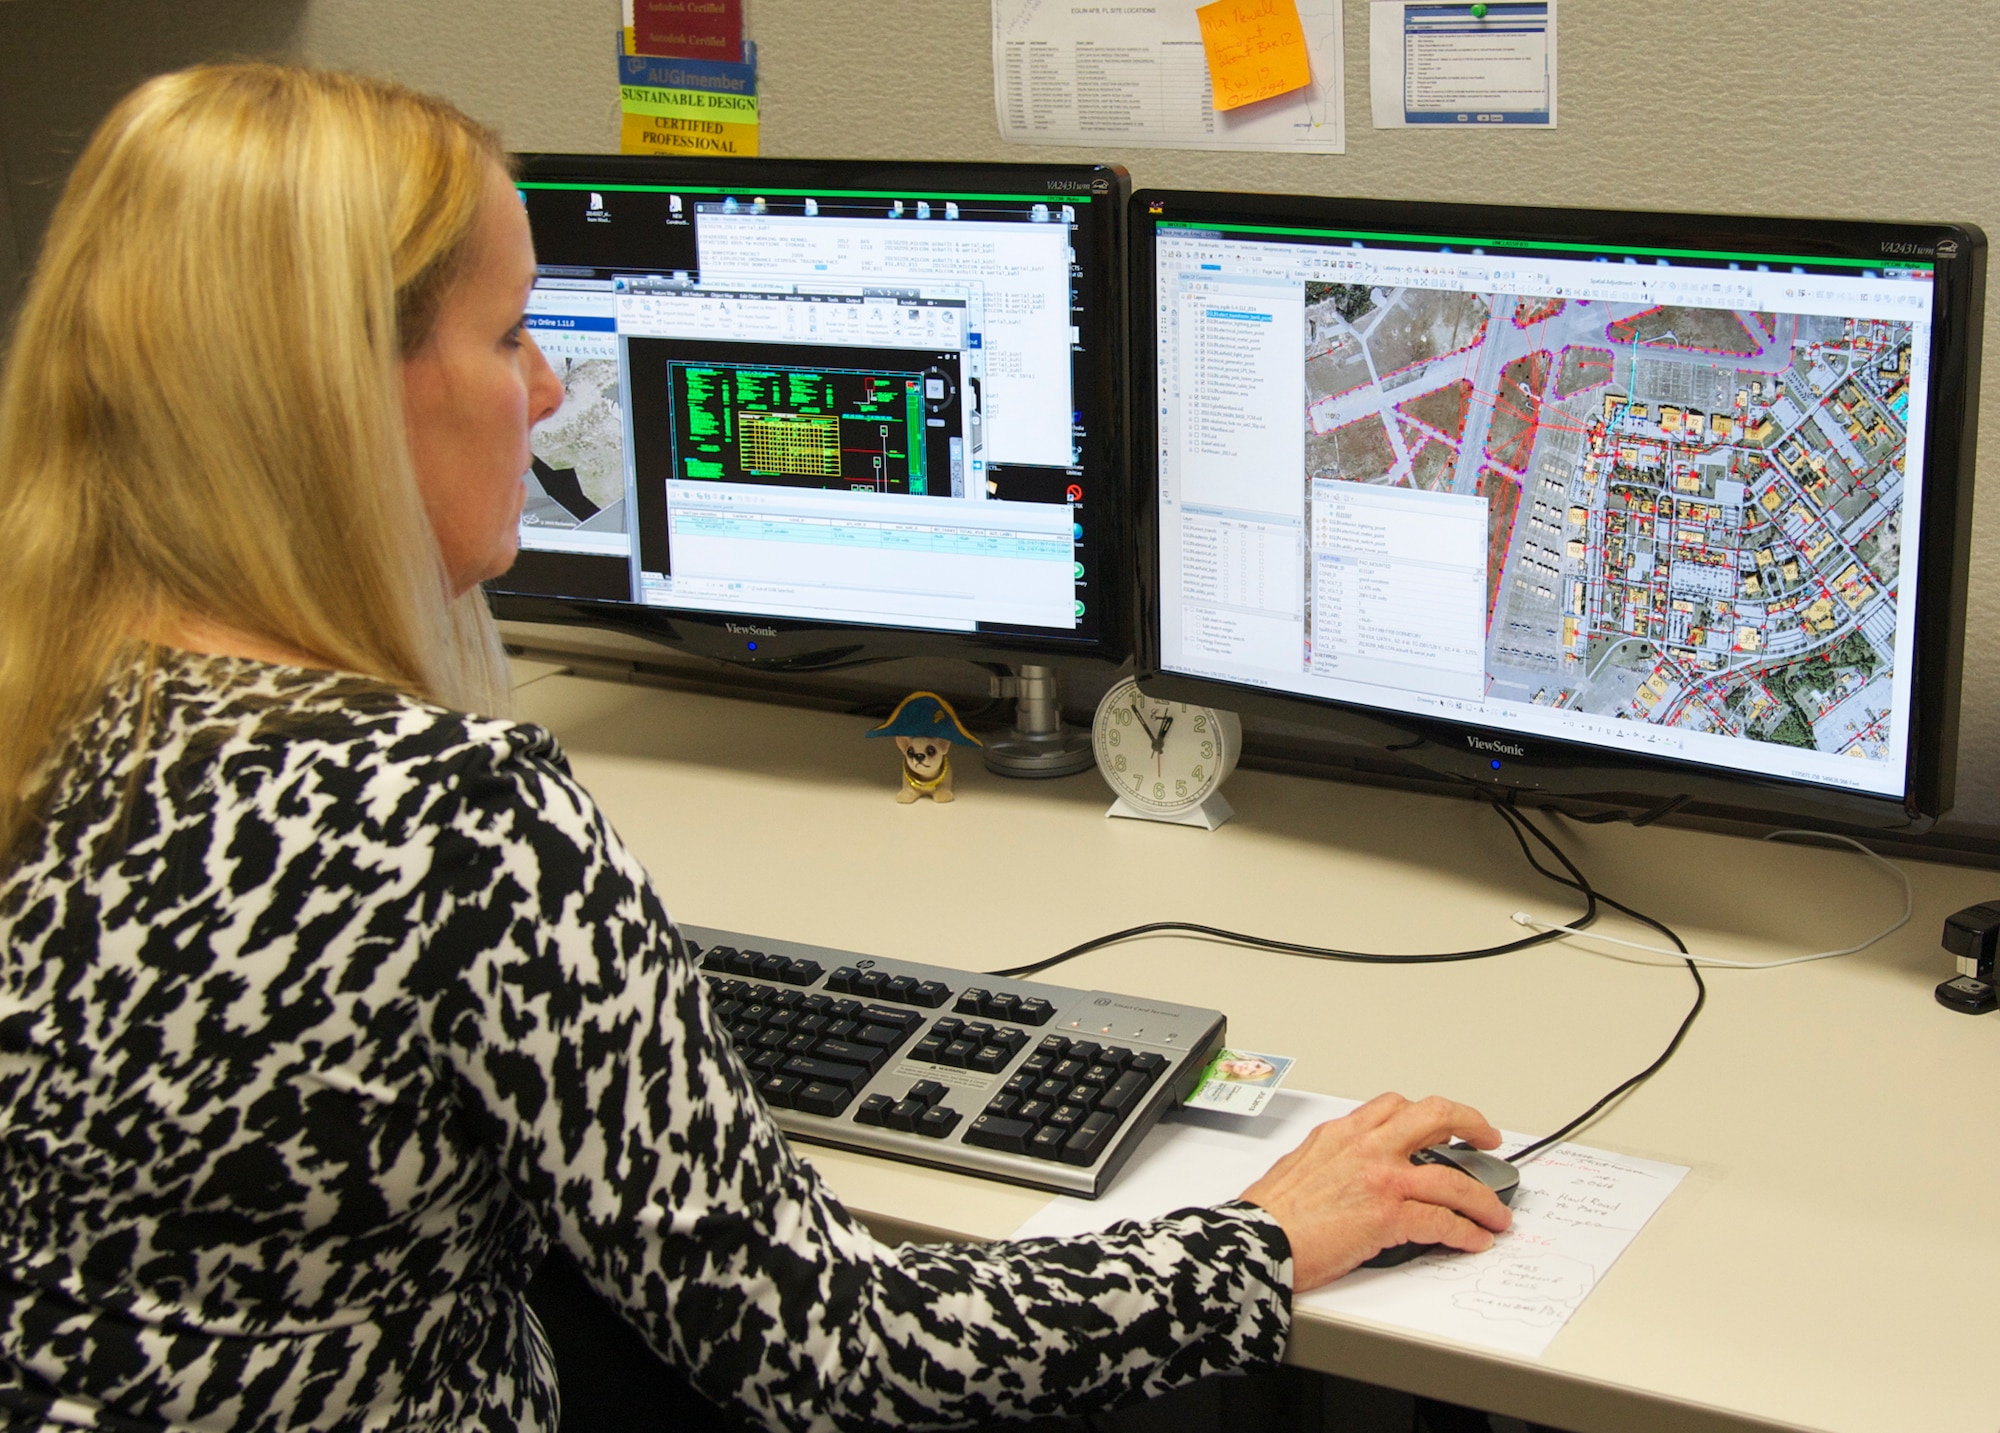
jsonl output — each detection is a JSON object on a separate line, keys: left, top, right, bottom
{"left": 867, "top": 692, "right": 982, "bottom": 804}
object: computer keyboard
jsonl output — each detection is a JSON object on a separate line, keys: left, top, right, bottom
{"left": 684, "top": 924, "right": 1228, "bottom": 1198}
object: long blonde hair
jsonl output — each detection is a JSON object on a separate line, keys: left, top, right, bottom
{"left": 0, "top": 64, "right": 513, "bottom": 862}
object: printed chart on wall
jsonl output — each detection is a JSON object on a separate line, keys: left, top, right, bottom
{"left": 1369, "top": 0, "right": 1556, "bottom": 128}
{"left": 993, "top": 0, "right": 1344, "bottom": 152}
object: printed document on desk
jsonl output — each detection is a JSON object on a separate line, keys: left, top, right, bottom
{"left": 1011, "top": 1089, "right": 1686, "bottom": 1357}
{"left": 992, "top": 0, "right": 1344, "bottom": 153}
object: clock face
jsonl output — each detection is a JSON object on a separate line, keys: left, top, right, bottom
{"left": 1092, "top": 677, "right": 1239, "bottom": 815}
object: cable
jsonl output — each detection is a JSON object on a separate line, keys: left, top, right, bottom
{"left": 983, "top": 792, "right": 1703, "bottom": 1162}
{"left": 985, "top": 796, "right": 1602, "bottom": 980}
{"left": 1510, "top": 830, "right": 1910, "bottom": 969}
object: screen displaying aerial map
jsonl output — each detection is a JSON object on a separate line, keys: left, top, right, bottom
{"left": 1303, "top": 286, "right": 1911, "bottom": 763}
{"left": 1154, "top": 222, "right": 1934, "bottom": 797}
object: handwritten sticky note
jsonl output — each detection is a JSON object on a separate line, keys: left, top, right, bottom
{"left": 1196, "top": 0, "right": 1313, "bottom": 111}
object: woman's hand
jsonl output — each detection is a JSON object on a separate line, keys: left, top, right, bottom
{"left": 1239, "top": 1093, "right": 1513, "bottom": 1292}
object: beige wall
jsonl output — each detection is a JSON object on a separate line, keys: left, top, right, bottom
{"left": 7, "top": 2, "right": 1996, "bottom": 831}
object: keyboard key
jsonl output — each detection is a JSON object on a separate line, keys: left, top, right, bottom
{"left": 1098, "top": 1046, "right": 1136, "bottom": 1069}
{"left": 1127, "top": 1051, "right": 1168, "bottom": 1079}
{"left": 1070, "top": 1082, "right": 1106, "bottom": 1109}
{"left": 762, "top": 1009, "right": 799, "bottom": 1031}
{"left": 959, "top": 1022, "right": 997, "bottom": 1048}
{"left": 884, "top": 1098, "right": 926, "bottom": 1133}
{"left": 954, "top": 988, "right": 990, "bottom": 1016}
{"left": 828, "top": 1000, "right": 865, "bottom": 1021}
{"left": 825, "top": 967, "right": 861, "bottom": 994}
{"left": 1001, "top": 1073, "right": 1038, "bottom": 1098}
{"left": 969, "top": 1045, "right": 1010, "bottom": 1074}
{"left": 941, "top": 1039, "right": 978, "bottom": 1068}
{"left": 783, "top": 1032, "right": 817, "bottom": 1056}
{"left": 911, "top": 981, "right": 952, "bottom": 1008}
{"left": 916, "top": 1106, "right": 962, "bottom": 1139}
{"left": 984, "top": 1094, "right": 1020, "bottom": 1118}
{"left": 723, "top": 949, "right": 758, "bottom": 976}
{"left": 800, "top": 994, "right": 834, "bottom": 1014}
{"left": 853, "top": 971, "right": 887, "bottom": 998}
{"left": 881, "top": 976, "right": 918, "bottom": 1003}
{"left": 770, "top": 988, "right": 805, "bottom": 1009}
{"left": 794, "top": 1015, "right": 829, "bottom": 1038}
{"left": 1047, "top": 1102, "right": 1087, "bottom": 1128}
{"left": 1027, "top": 1125, "right": 1068, "bottom": 1160}
{"left": 1098, "top": 1070, "right": 1150, "bottom": 1118}
{"left": 1060, "top": 1112, "right": 1119, "bottom": 1166}
{"left": 909, "top": 1036, "right": 948, "bottom": 1063}
{"left": 1065, "top": 1042, "right": 1102, "bottom": 1066}
{"left": 814, "top": 1038, "right": 885, "bottom": 1073}
{"left": 1035, "top": 1036, "right": 1070, "bottom": 1060}
{"left": 753, "top": 952, "right": 788, "bottom": 981}
{"left": 759, "top": 1073, "right": 802, "bottom": 1109}
{"left": 854, "top": 1093, "right": 893, "bottom": 1126}
{"left": 964, "top": 1114, "right": 1035, "bottom": 1153}
{"left": 782, "top": 1054, "right": 871, "bottom": 1091}
{"left": 985, "top": 993, "right": 1019, "bottom": 1022}
{"left": 864, "top": 1005, "right": 925, "bottom": 1032}
{"left": 712, "top": 999, "right": 744, "bottom": 1023}
{"left": 751, "top": 1028, "right": 789, "bottom": 1051}
{"left": 700, "top": 945, "right": 731, "bottom": 971}
{"left": 1051, "top": 1059, "right": 1087, "bottom": 1082}
{"left": 1020, "top": 1054, "right": 1055, "bottom": 1077}
{"left": 1082, "top": 1063, "right": 1120, "bottom": 1087}
{"left": 1015, "top": 1098, "right": 1053, "bottom": 1125}
{"left": 930, "top": 1018, "right": 964, "bottom": 1042}
{"left": 747, "top": 1049, "right": 785, "bottom": 1074}
{"left": 907, "top": 1079, "right": 949, "bottom": 1107}
{"left": 1033, "top": 1079, "right": 1070, "bottom": 1103}
{"left": 783, "top": 959, "right": 823, "bottom": 986}
{"left": 740, "top": 1002, "right": 775, "bottom": 1024}
{"left": 993, "top": 1028, "right": 1029, "bottom": 1055}
{"left": 1015, "top": 998, "right": 1056, "bottom": 1026}
{"left": 796, "top": 1080, "right": 854, "bottom": 1117}
{"left": 823, "top": 1019, "right": 859, "bottom": 1042}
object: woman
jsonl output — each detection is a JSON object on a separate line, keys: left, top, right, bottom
{"left": 0, "top": 65, "right": 1510, "bottom": 1432}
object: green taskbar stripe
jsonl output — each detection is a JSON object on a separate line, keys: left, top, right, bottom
{"left": 1156, "top": 219, "right": 1936, "bottom": 273}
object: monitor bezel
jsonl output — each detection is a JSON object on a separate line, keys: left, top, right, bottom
{"left": 491, "top": 154, "right": 1131, "bottom": 673}
{"left": 1130, "top": 189, "right": 1984, "bottom": 830}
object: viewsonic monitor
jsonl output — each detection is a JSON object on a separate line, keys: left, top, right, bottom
{"left": 1133, "top": 190, "right": 1983, "bottom": 829}
{"left": 489, "top": 155, "right": 1129, "bottom": 671}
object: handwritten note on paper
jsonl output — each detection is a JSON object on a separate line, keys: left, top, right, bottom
{"left": 1197, "top": 0, "right": 1314, "bottom": 110}
{"left": 1010, "top": 1090, "right": 1687, "bottom": 1359}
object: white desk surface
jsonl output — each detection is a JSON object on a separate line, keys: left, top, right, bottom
{"left": 512, "top": 666, "right": 2000, "bottom": 1433}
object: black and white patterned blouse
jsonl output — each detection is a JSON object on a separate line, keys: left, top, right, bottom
{"left": 0, "top": 652, "right": 1292, "bottom": 1432}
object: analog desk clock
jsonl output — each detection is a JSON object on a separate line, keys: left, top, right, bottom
{"left": 1090, "top": 676, "right": 1242, "bottom": 830}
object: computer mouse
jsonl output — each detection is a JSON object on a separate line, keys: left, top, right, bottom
{"left": 1359, "top": 1142, "right": 1521, "bottom": 1269}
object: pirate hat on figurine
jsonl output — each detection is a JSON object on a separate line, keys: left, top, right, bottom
{"left": 866, "top": 691, "right": 983, "bottom": 746}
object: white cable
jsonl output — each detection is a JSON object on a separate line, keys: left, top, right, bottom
{"left": 1511, "top": 829, "right": 1912, "bottom": 969}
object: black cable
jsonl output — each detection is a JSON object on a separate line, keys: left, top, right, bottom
{"left": 986, "top": 797, "right": 1601, "bottom": 981}
{"left": 983, "top": 790, "right": 1706, "bottom": 1164}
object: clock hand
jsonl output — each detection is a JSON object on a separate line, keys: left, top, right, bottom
{"left": 1152, "top": 711, "right": 1174, "bottom": 754}
{"left": 1128, "top": 697, "right": 1158, "bottom": 745}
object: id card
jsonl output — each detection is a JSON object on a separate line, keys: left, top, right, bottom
{"left": 1185, "top": 1049, "right": 1295, "bottom": 1117}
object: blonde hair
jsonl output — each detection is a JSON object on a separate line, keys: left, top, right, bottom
{"left": 0, "top": 64, "right": 513, "bottom": 862}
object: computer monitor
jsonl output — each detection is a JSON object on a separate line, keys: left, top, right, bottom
{"left": 1133, "top": 190, "right": 1984, "bottom": 830}
{"left": 490, "top": 155, "right": 1129, "bottom": 676}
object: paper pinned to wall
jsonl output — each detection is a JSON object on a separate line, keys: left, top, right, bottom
{"left": 1196, "top": 0, "right": 1314, "bottom": 111}
{"left": 1369, "top": 0, "right": 1556, "bottom": 128}
{"left": 1011, "top": 1088, "right": 1685, "bottom": 1358}
{"left": 992, "top": 0, "right": 1344, "bottom": 153}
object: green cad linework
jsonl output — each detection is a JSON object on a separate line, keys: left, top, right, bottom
{"left": 671, "top": 361, "right": 932, "bottom": 495}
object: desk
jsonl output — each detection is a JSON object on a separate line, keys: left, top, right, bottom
{"left": 512, "top": 665, "right": 2000, "bottom": 1433}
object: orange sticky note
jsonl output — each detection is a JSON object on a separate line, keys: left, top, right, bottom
{"left": 1196, "top": 0, "right": 1312, "bottom": 112}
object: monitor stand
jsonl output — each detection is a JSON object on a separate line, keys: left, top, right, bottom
{"left": 982, "top": 663, "right": 1093, "bottom": 778}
